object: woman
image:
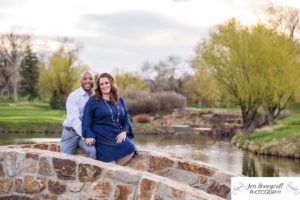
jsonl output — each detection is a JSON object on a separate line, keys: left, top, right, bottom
{"left": 82, "top": 72, "right": 136, "bottom": 165}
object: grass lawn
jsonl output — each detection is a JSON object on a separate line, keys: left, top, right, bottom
{"left": 0, "top": 100, "right": 65, "bottom": 131}
{"left": 232, "top": 103, "right": 300, "bottom": 158}
{"left": 0, "top": 100, "right": 160, "bottom": 132}
{"left": 185, "top": 105, "right": 240, "bottom": 113}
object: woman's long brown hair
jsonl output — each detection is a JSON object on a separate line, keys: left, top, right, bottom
{"left": 94, "top": 73, "right": 119, "bottom": 104}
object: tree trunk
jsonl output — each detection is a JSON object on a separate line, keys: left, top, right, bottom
{"left": 12, "top": 82, "right": 18, "bottom": 102}
{"left": 9, "top": 72, "right": 19, "bottom": 102}
{"left": 241, "top": 108, "right": 257, "bottom": 141}
{"left": 266, "top": 112, "right": 274, "bottom": 127}
{"left": 242, "top": 127, "right": 251, "bottom": 141}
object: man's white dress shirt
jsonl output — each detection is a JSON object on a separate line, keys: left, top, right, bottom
{"left": 63, "top": 87, "right": 91, "bottom": 137}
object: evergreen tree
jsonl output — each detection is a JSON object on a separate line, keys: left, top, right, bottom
{"left": 50, "top": 89, "right": 61, "bottom": 109}
{"left": 20, "top": 45, "right": 39, "bottom": 101}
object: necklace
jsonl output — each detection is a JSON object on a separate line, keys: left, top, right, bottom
{"left": 104, "top": 99, "right": 120, "bottom": 126}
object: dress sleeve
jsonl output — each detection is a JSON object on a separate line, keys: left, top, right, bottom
{"left": 82, "top": 97, "right": 96, "bottom": 138}
{"left": 120, "top": 97, "right": 134, "bottom": 139}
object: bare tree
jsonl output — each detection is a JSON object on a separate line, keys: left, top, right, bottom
{"left": 140, "top": 55, "right": 187, "bottom": 93}
{"left": 264, "top": 5, "right": 299, "bottom": 38}
{"left": 0, "top": 28, "right": 31, "bottom": 101}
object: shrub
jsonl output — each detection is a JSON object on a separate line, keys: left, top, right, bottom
{"left": 124, "top": 90, "right": 186, "bottom": 115}
{"left": 154, "top": 91, "right": 186, "bottom": 112}
{"left": 50, "top": 89, "right": 61, "bottom": 109}
{"left": 125, "top": 90, "right": 160, "bottom": 115}
{"left": 133, "top": 114, "right": 152, "bottom": 123}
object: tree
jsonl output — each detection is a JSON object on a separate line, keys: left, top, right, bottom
{"left": 260, "top": 6, "right": 300, "bottom": 125}
{"left": 0, "top": 52, "right": 10, "bottom": 96}
{"left": 263, "top": 5, "right": 299, "bottom": 39}
{"left": 204, "top": 19, "right": 262, "bottom": 139}
{"left": 195, "top": 18, "right": 300, "bottom": 139}
{"left": 140, "top": 56, "right": 189, "bottom": 94}
{"left": 183, "top": 66, "right": 226, "bottom": 107}
{"left": 49, "top": 89, "right": 61, "bottom": 109}
{"left": 260, "top": 29, "right": 300, "bottom": 126}
{"left": 20, "top": 45, "right": 39, "bottom": 101}
{"left": 0, "top": 29, "right": 31, "bottom": 101}
{"left": 115, "top": 72, "right": 149, "bottom": 96}
{"left": 38, "top": 39, "right": 88, "bottom": 107}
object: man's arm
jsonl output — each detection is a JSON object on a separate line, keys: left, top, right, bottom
{"left": 65, "top": 94, "right": 82, "bottom": 137}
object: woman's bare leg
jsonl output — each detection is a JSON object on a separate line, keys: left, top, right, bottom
{"left": 109, "top": 160, "right": 116, "bottom": 164}
{"left": 116, "top": 152, "right": 134, "bottom": 166}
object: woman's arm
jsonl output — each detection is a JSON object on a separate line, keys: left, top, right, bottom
{"left": 82, "top": 97, "right": 96, "bottom": 139}
{"left": 120, "top": 97, "right": 134, "bottom": 139}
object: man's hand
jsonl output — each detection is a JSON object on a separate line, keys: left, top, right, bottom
{"left": 116, "top": 132, "right": 126, "bottom": 143}
{"left": 84, "top": 138, "right": 95, "bottom": 146}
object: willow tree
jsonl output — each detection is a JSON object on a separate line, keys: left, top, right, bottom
{"left": 193, "top": 18, "right": 300, "bottom": 140}
{"left": 260, "top": 29, "right": 300, "bottom": 126}
{"left": 260, "top": 5, "right": 300, "bottom": 125}
{"left": 184, "top": 67, "right": 225, "bottom": 107}
{"left": 38, "top": 40, "right": 88, "bottom": 107}
{"left": 115, "top": 72, "right": 149, "bottom": 96}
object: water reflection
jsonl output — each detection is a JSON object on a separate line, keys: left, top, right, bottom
{"left": 0, "top": 133, "right": 60, "bottom": 145}
{"left": 0, "top": 133, "right": 299, "bottom": 177}
{"left": 134, "top": 134, "right": 300, "bottom": 177}
{"left": 135, "top": 134, "right": 244, "bottom": 175}
{"left": 242, "top": 151, "right": 300, "bottom": 177}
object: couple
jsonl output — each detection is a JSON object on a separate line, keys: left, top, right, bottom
{"left": 60, "top": 71, "right": 136, "bottom": 165}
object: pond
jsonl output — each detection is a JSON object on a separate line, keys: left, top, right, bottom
{"left": 0, "top": 133, "right": 299, "bottom": 177}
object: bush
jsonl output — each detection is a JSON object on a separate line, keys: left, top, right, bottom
{"left": 125, "top": 90, "right": 160, "bottom": 115}
{"left": 133, "top": 114, "right": 152, "bottom": 123}
{"left": 125, "top": 90, "right": 186, "bottom": 115}
{"left": 155, "top": 91, "right": 186, "bottom": 112}
{"left": 50, "top": 89, "right": 61, "bottom": 109}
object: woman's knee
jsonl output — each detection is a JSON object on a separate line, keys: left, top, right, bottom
{"left": 116, "top": 152, "right": 134, "bottom": 165}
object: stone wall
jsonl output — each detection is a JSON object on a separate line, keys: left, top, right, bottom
{"left": 0, "top": 143, "right": 240, "bottom": 199}
{"left": 127, "top": 151, "right": 236, "bottom": 199}
{"left": 0, "top": 147, "right": 226, "bottom": 200}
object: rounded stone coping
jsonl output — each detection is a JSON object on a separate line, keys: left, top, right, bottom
{"left": 2, "top": 143, "right": 241, "bottom": 177}
{"left": 1, "top": 143, "right": 241, "bottom": 199}
{"left": 136, "top": 148, "right": 239, "bottom": 176}
{"left": 0, "top": 147, "right": 225, "bottom": 200}
{"left": 132, "top": 149, "right": 241, "bottom": 180}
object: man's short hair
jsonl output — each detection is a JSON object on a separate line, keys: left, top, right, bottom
{"left": 80, "top": 71, "right": 94, "bottom": 81}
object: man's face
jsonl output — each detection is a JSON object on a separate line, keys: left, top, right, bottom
{"left": 80, "top": 72, "right": 94, "bottom": 93}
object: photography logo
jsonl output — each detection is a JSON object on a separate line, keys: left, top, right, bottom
{"left": 231, "top": 177, "right": 300, "bottom": 200}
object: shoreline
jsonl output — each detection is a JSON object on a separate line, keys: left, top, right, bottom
{"left": 231, "top": 134, "right": 300, "bottom": 159}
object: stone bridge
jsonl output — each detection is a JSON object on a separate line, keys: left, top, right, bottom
{"left": 0, "top": 143, "right": 239, "bottom": 200}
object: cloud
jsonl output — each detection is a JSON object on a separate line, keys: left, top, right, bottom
{"left": 0, "top": 0, "right": 27, "bottom": 8}
{"left": 76, "top": 11, "right": 208, "bottom": 72}
{"left": 80, "top": 11, "right": 207, "bottom": 44}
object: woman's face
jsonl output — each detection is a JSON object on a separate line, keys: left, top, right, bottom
{"left": 99, "top": 77, "right": 111, "bottom": 95}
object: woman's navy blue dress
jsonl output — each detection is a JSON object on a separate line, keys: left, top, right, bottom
{"left": 82, "top": 96, "right": 136, "bottom": 162}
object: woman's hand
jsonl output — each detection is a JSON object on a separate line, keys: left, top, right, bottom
{"left": 84, "top": 138, "right": 95, "bottom": 146}
{"left": 116, "top": 131, "right": 126, "bottom": 143}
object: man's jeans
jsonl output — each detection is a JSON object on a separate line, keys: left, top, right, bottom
{"left": 60, "top": 129, "right": 96, "bottom": 160}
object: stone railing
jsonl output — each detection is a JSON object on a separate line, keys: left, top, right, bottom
{"left": 0, "top": 143, "right": 240, "bottom": 199}
{"left": 127, "top": 151, "right": 236, "bottom": 199}
{"left": 0, "top": 147, "right": 225, "bottom": 200}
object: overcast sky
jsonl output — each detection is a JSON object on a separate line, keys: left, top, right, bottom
{"left": 0, "top": 0, "right": 299, "bottom": 73}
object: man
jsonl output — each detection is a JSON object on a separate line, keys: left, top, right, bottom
{"left": 60, "top": 71, "right": 96, "bottom": 159}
